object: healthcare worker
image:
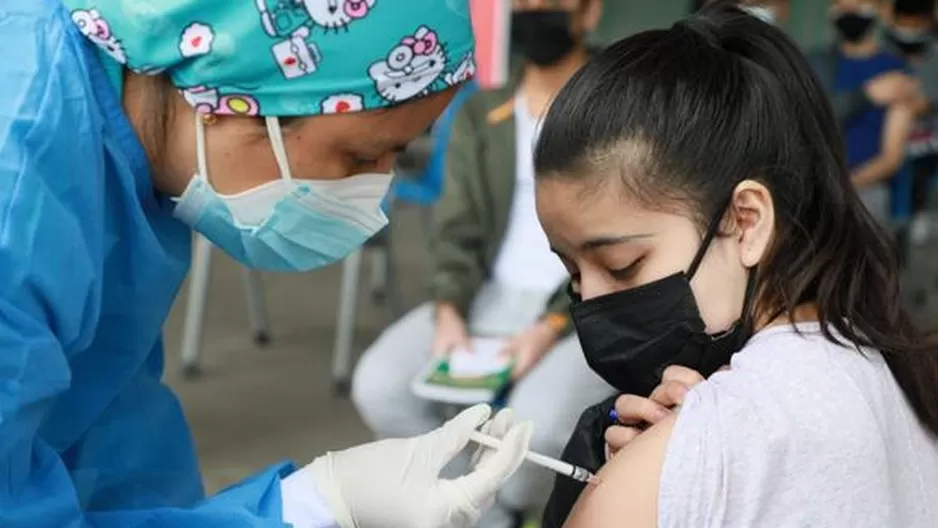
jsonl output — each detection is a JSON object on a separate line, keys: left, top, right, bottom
{"left": 0, "top": 0, "right": 533, "bottom": 527}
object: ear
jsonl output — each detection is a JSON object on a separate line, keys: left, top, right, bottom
{"left": 582, "top": 0, "right": 603, "bottom": 33}
{"left": 730, "top": 179, "right": 774, "bottom": 268}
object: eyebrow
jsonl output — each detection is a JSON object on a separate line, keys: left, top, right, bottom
{"left": 550, "top": 233, "right": 655, "bottom": 255}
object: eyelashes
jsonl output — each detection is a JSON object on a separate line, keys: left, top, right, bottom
{"left": 609, "top": 256, "right": 646, "bottom": 282}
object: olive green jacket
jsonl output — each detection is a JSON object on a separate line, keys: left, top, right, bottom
{"left": 428, "top": 83, "right": 573, "bottom": 335}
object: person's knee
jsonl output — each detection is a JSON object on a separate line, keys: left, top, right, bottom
{"left": 350, "top": 345, "right": 391, "bottom": 422}
{"left": 352, "top": 340, "right": 408, "bottom": 431}
{"left": 352, "top": 304, "right": 436, "bottom": 433}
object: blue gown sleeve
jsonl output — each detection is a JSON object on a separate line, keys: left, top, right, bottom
{"left": 0, "top": 146, "right": 298, "bottom": 527}
{"left": 0, "top": 1, "right": 331, "bottom": 526}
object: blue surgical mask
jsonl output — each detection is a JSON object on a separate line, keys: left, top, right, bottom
{"left": 173, "top": 114, "right": 391, "bottom": 272}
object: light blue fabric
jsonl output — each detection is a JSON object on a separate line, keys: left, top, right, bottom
{"left": 61, "top": 0, "right": 477, "bottom": 117}
{"left": 174, "top": 177, "right": 387, "bottom": 271}
{"left": 0, "top": 0, "right": 297, "bottom": 525}
{"left": 390, "top": 80, "right": 478, "bottom": 206}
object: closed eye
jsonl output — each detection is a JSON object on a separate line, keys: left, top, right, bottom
{"left": 610, "top": 256, "right": 644, "bottom": 281}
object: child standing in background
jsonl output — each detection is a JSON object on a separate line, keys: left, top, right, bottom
{"left": 809, "top": 0, "right": 918, "bottom": 222}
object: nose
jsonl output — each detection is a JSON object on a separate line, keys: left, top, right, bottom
{"left": 578, "top": 273, "right": 619, "bottom": 302}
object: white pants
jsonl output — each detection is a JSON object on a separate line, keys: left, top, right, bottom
{"left": 859, "top": 183, "right": 890, "bottom": 224}
{"left": 351, "top": 302, "right": 613, "bottom": 521}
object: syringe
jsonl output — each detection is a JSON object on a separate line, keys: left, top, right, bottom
{"left": 469, "top": 431, "right": 599, "bottom": 484}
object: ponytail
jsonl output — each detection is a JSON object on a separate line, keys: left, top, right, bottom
{"left": 696, "top": 0, "right": 938, "bottom": 435}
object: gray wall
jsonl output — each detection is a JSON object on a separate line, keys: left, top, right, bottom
{"left": 592, "top": 0, "right": 831, "bottom": 50}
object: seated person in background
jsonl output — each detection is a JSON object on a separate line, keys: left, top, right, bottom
{"left": 352, "top": 1, "right": 611, "bottom": 527}
{"left": 808, "top": 0, "right": 917, "bottom": 222}
{"left": 532, "top": 4, "right": 938, "bottom": 526}
{"left": 886, "top": 0, "right": 938, "bottom": 242}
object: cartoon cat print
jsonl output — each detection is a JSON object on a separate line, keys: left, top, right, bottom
{"left": 71, "top": 9, "right": 127, "bottom": 63}
{"left": 369, "top": 26, "right": 447, "bottom": 103}
{"left": 303, "top": 0, "right": 376, "bottom": 32}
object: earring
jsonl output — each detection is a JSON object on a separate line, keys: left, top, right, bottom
{"left": 200, "top": 112, "right": 218, "bottom": 126}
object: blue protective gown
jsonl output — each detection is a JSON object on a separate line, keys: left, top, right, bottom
{"left": 0, "top": 0, "right": 295, "bottom": 525}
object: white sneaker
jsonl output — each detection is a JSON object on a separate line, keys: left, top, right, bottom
{"left": 910, "top": 214, "right": 930, "bottom": 245}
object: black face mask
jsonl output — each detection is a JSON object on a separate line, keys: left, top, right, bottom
{"left": 887, "top": 28, "right": 933, "bottom": 57}
{"left": 511, "top": 10, "right": 577, "bottom": 67}
{"left": 569, "top": 206, "right": 757, "bottom": 397}
{"left": 834, "top": 12, "right": 877, "bottom": 43}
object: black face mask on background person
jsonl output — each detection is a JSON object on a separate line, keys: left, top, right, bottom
{"left": 511, "top": 10, "right": 578, "bottom": 67}
{"left": 886, "top": 28, "right": 934, "bottom": 56}
{"left": 834, "top": 12, "right": 878, "bottom": 43}
{"left": 569, "top": 204, "right": 758, "bottom": 397}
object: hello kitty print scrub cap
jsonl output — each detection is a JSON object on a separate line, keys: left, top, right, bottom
{"left": 62, "top": 0, "right": 477, "bottom": 117}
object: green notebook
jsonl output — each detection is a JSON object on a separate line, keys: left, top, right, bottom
{"left": 412, "top": 352, "right": 513, "bottom": 405}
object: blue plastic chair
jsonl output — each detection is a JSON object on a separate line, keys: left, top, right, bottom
{"left": 390, "top": 80, "right": 480, "bottom": 206}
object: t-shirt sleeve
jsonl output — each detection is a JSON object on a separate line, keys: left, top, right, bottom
{"left": 657, "top": 371, "right": 811, "bottom": 528}
{"left": 656, "top": 334, "right": 892, "bottom": 528}
{"left": 883, "top": 52, "right": 910, "bottom": 73}
{"left": 657, "top": 376, "right": 740, "bottom": 528}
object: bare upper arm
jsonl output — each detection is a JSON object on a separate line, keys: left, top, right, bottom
{"left": 879, "top": 103, "right": 914, "bottom": 166}
{"left": 563, "top": 415, "right": 677, "bottom": 528}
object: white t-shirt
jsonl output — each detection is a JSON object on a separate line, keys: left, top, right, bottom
{"left": 660, "top": 322, "right": 938, "bottom": 527}
{"left": 490, "top": 93, "right": 568, "bottom": 292}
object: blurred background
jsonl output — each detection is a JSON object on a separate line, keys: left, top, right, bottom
{"left": 573, "top": 1, "right": 834, "bottom": 49}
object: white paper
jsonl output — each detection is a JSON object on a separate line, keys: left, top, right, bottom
{"left": 448, "top": 337, "right": 510, "bottom": 379}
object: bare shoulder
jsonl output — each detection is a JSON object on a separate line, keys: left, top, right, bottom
{"left": 563, "top": 415, "right": 677, "bottom": 528}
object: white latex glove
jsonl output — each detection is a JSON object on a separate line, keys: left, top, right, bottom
{"left": 308, "top": 404, "right": 533, "bottom": 528}
{"left": 470, "top": 407, "right": 518, "bottom": 468}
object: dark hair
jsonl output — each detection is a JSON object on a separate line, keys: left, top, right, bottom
{"left": 894, "top": 0, "right": 935, "bottom": 16}
{"left": 534, "top": 0, "right": 938, "bottom": 434}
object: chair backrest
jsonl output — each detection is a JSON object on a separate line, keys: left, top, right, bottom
{"left": 390, "top": 81, "right": 479, "bottom": 206}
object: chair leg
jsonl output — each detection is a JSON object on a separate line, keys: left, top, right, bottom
{"left": 333, "top": 249, "right": 363, "bottom": 397}
{"left": 369, "top": 247, "right": 388, "bottom": 303}
{"left": 241, "top": 269, "right": 271, "bottom": 345}
{"left": 180, "top": 235, "right": 213, "bottom": 379}
{"left": 383, "top": 226, "right": 403, "bottom": 318}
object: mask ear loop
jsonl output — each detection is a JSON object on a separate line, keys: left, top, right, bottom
{"left": 693, "top": 194, "right": 761, "bottom": 340}
{"left": 687, "top": 196, "right": 734, "bottom": 279}
{"left": 265, "top": 116, "right": 294, "bottom": 183}
{"left": 194, "top": 112, "right": 210, "bottom": 182}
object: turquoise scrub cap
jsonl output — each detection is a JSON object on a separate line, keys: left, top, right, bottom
{"left": 61, "top": 0, "right": 476, "bottom": 117}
